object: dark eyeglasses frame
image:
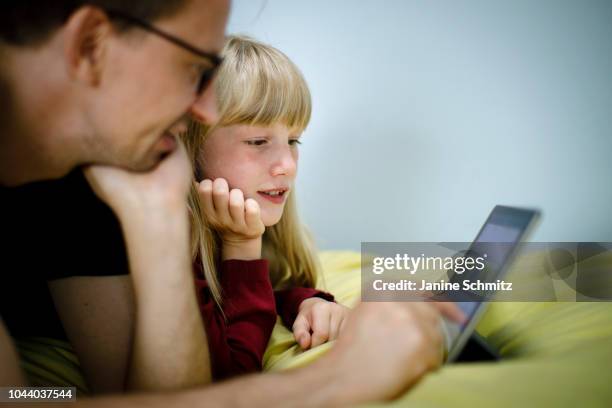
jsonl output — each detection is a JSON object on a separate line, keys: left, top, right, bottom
{"left": 105, "top": 9, "right": 223, "bottom": 95}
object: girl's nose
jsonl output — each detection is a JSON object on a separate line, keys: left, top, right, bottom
{"left": 270, "top": 146, "right": 297, "bottom": 177}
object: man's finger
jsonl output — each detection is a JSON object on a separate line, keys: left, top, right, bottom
{"left": 429, "top": 302, "right": 466, "bottom": 324}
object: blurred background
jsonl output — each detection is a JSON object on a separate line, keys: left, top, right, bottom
{"left": 227, "top": 0, "right": 612, "bottom": 251}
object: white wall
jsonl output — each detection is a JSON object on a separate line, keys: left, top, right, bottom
{"left": 228, "top": 0, "right": 612, "bottom": 251}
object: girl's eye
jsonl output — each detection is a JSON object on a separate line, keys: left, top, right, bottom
{"left": 289, "top": 139, "right": 302, "bottom": 146}
{"left": 246, "top": 139, "right": 267, "bottom": 146}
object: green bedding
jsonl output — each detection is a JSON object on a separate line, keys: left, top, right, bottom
{"left": 14, "top": 250, "right": 612, "bottom": 406}
{"left": 263, "top": 251, "right": 612, "bottom": 407}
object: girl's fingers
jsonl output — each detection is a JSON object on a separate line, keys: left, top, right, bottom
{"left": 228, "top": 188, "right": 246, "bottom": 227}
{"left": 200, "top": 178, "right": 264, "bottom": 241}
{"left": 244, "top": 198, "right": 263, "bottom": 231}
{"left": 339, "top": 316, "right": 348, "bottom": 335}
{"left": 328, "top": 307, "right": 344, "bottom": 341}
{"left": 292, "top": 314, "right": 312, "bottom": 350}
{"left": 212, "top": 178, "right": 231, "bottom": 224}
{"left": 310, "top": 303, "right": 331, "bottom": 348}
{"left": 198, "top": 179, "right": 217, "bottom": 222}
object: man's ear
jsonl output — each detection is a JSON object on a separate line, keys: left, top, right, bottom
{"left": 62, "top": 6, "right": 112, "bottom": 87}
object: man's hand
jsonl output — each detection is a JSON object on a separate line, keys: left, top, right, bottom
{"left": 83, "top": 136, "right": 192, "bottom": 217}
{"left": 196, "top": 178, "right": 265, "bottom": 260}
{"left": 318, "top": 301, "right": 466, "bottom": 404}
{"left": 79, "top": 138, "right": 211, "bottom": 391}
{"left": 293, "top": 298, "right": 350, "bottom": 350}
{"left": 0, "top": 319, "right": 26, "bottom": 386}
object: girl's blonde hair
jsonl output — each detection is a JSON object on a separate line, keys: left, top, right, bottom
{"left": 183, "top": 35, "right": 321, "bottom": 308}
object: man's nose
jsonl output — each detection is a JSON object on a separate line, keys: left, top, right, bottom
{"left": 190, "top": 81, "right": 219, "bottom": 125}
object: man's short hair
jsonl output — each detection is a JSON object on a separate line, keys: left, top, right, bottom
{"left": 0, "top": 0, "right": 188, "bottom": 46}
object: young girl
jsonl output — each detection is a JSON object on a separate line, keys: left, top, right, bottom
{"left": 183, "top": 35, "right": 350, "bottom": 381}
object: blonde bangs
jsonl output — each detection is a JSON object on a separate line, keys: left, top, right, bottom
{"left": 215, "top": 35, "right": 312, "bottom": 132}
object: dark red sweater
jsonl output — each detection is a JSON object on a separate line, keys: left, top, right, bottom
{"left": 193, "top": 259, "right": 334, "bottom": 380}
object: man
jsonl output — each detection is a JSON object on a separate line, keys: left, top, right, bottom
{"left": 0, "top": 1, "right": 463, "bottom": 406}
{"left": 1, "top": 0, "right": 227, "bottom": 393}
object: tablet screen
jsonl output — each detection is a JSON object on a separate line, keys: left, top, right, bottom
{"left": 444, "top": 206, "right": 539, "bottom": 360}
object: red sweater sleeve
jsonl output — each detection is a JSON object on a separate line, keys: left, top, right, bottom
{"left": 193, "top": 259, "right": 277, "bottom": 381}
{"left": 274, "top": 287, "right": 335, "bottom": 329}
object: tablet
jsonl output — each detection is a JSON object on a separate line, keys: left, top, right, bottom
{"left": 443, "top": 205, "right": 540, "bottom": 362}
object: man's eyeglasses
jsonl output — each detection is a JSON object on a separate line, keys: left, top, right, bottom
{"left": 105, "top": 10, "right": 223, "bottom": 95}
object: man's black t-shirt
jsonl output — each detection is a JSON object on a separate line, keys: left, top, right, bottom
{"left": 0, "top": 168, "right": 129, "bottom": 340}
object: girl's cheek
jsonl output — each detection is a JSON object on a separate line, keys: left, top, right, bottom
{"left": 228, "top": 162, "right": 260, "bottom": 191}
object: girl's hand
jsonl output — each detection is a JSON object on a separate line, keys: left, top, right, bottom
{"left": 197, "top": 178, "right": 265, "bottom": 260}
{"left": 293, "top": 298, "right": 351, "bottom": 350}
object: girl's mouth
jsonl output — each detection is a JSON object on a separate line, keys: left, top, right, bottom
{"left": 257, "top": 188, "right": 288, "bottom": 204}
